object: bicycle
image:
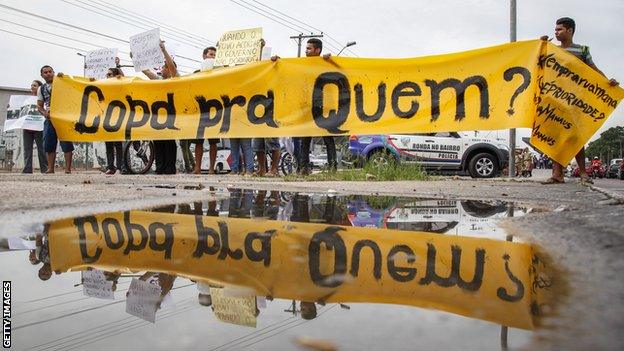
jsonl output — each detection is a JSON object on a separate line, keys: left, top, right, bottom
{"left": 123, "top": 140, "right": 155, "bottom": 174}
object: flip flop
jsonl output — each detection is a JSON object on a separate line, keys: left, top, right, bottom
{"left": 541, "top": 177, "right": 564, "bottom": 184}
{"left": 580, "top": 177, "right": 594, "bottom": 184}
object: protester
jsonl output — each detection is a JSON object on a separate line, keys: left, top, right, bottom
{"left": 201, "top": 46, "right": 220, "bottom": 174}
{"left": 541, "top": 17, "right": 619, "bottom": 184}
{"left": 37, "top": 66, "right": 74, "bottom": 174}
{"left": 299, "top": 39, "right": 336, "bottom": 174}
{"left": 103, "top": 67, "right": 125, "bottom": 175}
{"left": 230, "top": 138, "right": 254, "bottom": 176}
{"left": 22, "top": 79, "right": 48, "bottom": 173}
{"left": 253, "top": 138, "right": 280, "bottom": 177}
{"left": 140, "top": 41, "right": 178, "bottom": 175}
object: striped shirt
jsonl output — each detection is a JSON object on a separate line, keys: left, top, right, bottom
{"left": 564, "top": 43, "right": 595, "bottom": 66}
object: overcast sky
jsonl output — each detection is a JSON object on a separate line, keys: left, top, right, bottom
{"left": 0, "top": 0, "right": 621, "bottom": 142}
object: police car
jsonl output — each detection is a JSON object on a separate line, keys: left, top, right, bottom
{"left": 348, "top": 132, "right": 509, "bottom": 178}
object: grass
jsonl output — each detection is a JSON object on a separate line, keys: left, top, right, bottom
{"left": 283, "top": 161, "right": 429, "bottom": 182}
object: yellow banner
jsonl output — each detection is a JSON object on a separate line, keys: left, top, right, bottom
{"left": 49, "top": 40, "right": 623, "bottom": 165}
{"left": 47, "top": 210, "right": 554, "bottom": 329}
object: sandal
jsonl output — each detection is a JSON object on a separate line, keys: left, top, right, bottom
{"left": 580, "top": 176, "right": 594, "bottom": 184}
{"left": 541, "top": 177, "right": 564, "bottom": 184}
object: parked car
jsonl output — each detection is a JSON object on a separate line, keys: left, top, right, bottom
{"left": 348, "top": 132, "right": 509, "bottom": 178}
{"left": 606, "top": 159, "right": 623, "bottom": 179}
{"left": 606, "top": 160, "right": 622, "bottom": 178}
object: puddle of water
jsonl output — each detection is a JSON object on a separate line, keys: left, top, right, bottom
{"left": 0, "top": 189, "right": 557, "bottom": 351}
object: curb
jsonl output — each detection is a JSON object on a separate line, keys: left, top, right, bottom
{"left": 586, "top": 184, "right": 624, "bottom": 204}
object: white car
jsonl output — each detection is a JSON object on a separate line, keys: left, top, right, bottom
{"left": 349, "top": 132, "right": 509, "bottom": 178}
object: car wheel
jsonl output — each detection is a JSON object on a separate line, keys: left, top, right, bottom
{"left": 468, "top": 152, "right": 498, "bottom": 178}
{"left": 367, "top": 150, "right": 395, "bottom": 169}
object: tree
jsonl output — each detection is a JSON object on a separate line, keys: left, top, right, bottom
{"left": 586, "top": 126, "right": 624, "bottom": 162}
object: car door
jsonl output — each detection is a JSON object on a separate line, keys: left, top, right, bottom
{"left": 427, "top": 132, "right": 464, "bottom": 170}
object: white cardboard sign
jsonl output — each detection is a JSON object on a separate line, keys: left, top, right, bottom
{"left": 82, "top": 270, "right": 115, "bottom": 300}
{"left": 125, "top": 278, "right": 161, "bottom": 323}
{"left": 130, "top": 28, "right": 164, "bottom": 72}
{"left": 85, "top": 48, "right": 118, "bottom": 79}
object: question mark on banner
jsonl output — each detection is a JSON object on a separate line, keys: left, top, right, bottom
{"left": 504, "top": 66, "right": 531, "bottom": 116}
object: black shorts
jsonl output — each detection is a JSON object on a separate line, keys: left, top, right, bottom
{"left": 208, "top": 138, "right": 220, "bottom": 145}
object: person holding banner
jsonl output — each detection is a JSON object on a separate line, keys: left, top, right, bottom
{"left": 201, "top": 46, "right": 220, "bottom": 174}
{"left": 541, "top": 17, "right": 619, "bottom": 184}
{"left": 37, "top": 66, "right": 74, "bottom": 174}
{"left": 139, "top": 41, "right": 179, "bottom": 175}
{"left": 22, "top": 79, "right": 48, "bottom": 173}
{"left": 103, "top": 68, "right": 125, "bottom": 175}
{"left": 300, "top": 39, "right": 337, "bottom": 174}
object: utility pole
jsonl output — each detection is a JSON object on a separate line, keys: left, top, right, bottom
{"left": 508, "top": 0, "right": 517, "bottom": 178}
{"left": 290, "top": 33, "right": 324, "bottom": 57}
{"left": 77, "top": 52, "right": 89, "bottom": 170}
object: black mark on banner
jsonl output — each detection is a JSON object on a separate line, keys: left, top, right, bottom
{"left": 496, "top": 254, "right": 525, "bottom": 302}
{"left": 425, "top": 77, "right": 490, "bottom": 122}
{"left": 312, "top": 72, "right": 351, "bottom": 134}
{"left": 504, "top": 66, "right": 531, "bottom": 116}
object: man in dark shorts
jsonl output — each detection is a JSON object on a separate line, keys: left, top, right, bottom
{"left": 541, "top": 17, "right": 619, "bottom": 184}
{"left": 37, "top": 65, "right": 74, "bottom": 174}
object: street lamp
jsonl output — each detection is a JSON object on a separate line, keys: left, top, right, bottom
{"left": 337, "top": 41, "right": 356, "bottom": 56}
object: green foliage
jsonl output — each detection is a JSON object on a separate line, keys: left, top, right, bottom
{"left": 586, "top": 126, "right": 624, "bottom": 161}
{"left": 283, "top": 161, "right": 429, "bottom": 182}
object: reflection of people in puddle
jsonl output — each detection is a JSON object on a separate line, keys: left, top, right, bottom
{"left": 127, "top": 272, "right": 176, "bottom": 310}
{"left": 300, "top": 301, "right": 317, "bottom": 320}
{"left": 196, "top": 281, "right": 213, "bottom": 307}
{"left": 228, "top": 189, "right": 254, "bottom": 218}
{"left": 252, "top": 190, "right": 280, "bottom": 220}
{"left": 177, "top": 201, "right": 204, "bottom": 216}
{"left": 36, "top": 224, "right": 55, "bottom": 281}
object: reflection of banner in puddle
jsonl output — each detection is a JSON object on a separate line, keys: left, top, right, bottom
{"left": 210, "top": 287, "right": 257, "bottom": 327}
{"left": 49, "top": 210, "right": 541, "bottom": 329}
{"left": 50, "top": 40, "right": 624, "bottom": 164}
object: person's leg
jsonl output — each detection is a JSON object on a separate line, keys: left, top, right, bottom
{"left": 229, "top": 138, "right": 241, "bottom": 174}
{"left": 60, "top": 142, "right": 74, "bottom": 174}
{"left": 114, "top": 142, "right": 123, "bottom": 172}
{"left": 34, "top": 131, "right": 47, "bottom": 173}
{"left": 267, "top": 138, "right": 281, "bottom": 176}
{"left": 180, "top": 140, "right": 192, "bottom": 173}
{"left": 43, "top": 120, "right": 56, "bottom": 174}
{"left": 323, "top": 136, "right": 337, "bottom": 171}
{"left": 166, "top": 140, "right": 177, "bottom": 174}
{"left": 153, "top": 140, "right": 165, "bottom": 174}
{"left": 253, "top": 138, "right": 266, "bottom": 176}
{"left": 300, "top": 137, "right": 312, "bottom": 174}
{"left": 575, "top": 147, "right": 590, "bottom": 182}
{"left": 22, "top": 130, "right": 34, "bottom": 173}
{"left": 193, "top": 140, "right": 204, "bottom": 174}
{"left": 242, "top": 139, "right": 255, "bottom": 175}
{"left": 293, "top": 137, "right": 301, "bottom": 172}
{"left": 208, "top": 139, "right": 219, "bottom": 174}
{"left": 105, "top": 142, "right": 115, "bottom": 172}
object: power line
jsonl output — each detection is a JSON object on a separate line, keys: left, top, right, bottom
{"left": 237, "top": 0, "right": 313, "bottom": 35}
{"left": 227, "top": 0, "right": 346, "bottom": 55}
{"left": 249, "top": 0, "right": 357, "bottom": 56}
{"left": 42, "top": 299, "right": 197, "bottom": 351}
{"left": 61, "top": 0, "right": 208, "bottom": 49}
{"left": 0, "top": 4, "right": 200, "bottom": 64}
{"left": 26, "top": 296, "right": 193, "bottom": 351}
{"left": 228, "top": 0, "right": 302, "bottom": 34}
{"left": 0, "top": 27, "right": 88, "bottom": 53}
{"left": 92, "top": 0, "right": 215, "bottom": 45}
